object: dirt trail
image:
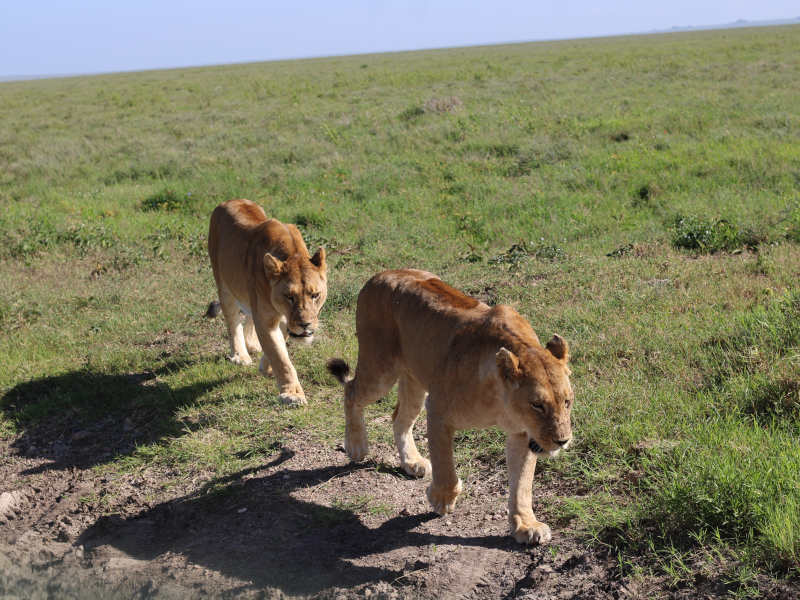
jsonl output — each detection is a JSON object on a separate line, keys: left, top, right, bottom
{"left": 0, "top": 431, "right": 635, "bottom": 599}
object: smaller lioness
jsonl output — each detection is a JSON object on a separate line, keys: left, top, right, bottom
{"left": 208, "top": 199, "right": 327, "bottom": 406}
{"left": 327, "top": 269, "right": 573, "bottom": 544}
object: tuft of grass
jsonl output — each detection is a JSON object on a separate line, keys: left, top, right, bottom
{"left": 489, "top": 240, "right": 566, "bottom": 267}
{"left": 670, "top": 215, "right": 764, "bottom": 253}
{"left": 399, "top": 105, "right": 425, "bottom": 122}
{"left": 141, "top": 189, "right": 196, "bottom": 212}
{"left": 424, "top": 96, "right": 463, "bottom": 113}
{"left": 785, "top": 202, "right": 800, "bottom": 243}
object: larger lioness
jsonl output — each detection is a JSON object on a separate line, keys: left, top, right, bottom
{"left": 208, "top": 199, "right": 327, "bottom": 406}
{"left": 327, "top": 269, "right": 573, "bottom": 544}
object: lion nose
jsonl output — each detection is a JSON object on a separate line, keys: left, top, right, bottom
{"left": 555, "top": 438, "right": 571, "bottom": 447}
{"left": 299, "top": 321, "right": 314, "bottom": 331}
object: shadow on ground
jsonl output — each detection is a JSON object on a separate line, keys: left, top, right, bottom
{"left": 1, "top": 359, "right": 231, "bottom": 474}
{"left": 78, "top": 449, "right": 517, "bottom": 597}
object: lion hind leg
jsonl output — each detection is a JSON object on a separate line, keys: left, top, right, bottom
{"left": 343, "top": 361, "right": 398, "bottom": 462}
{"left": 243, "top": 315, "right": 262, "bottom": 354}
{"left": 394, "top": 374, "right": 431, "bottom": 478}
{"left": 218, "top": 287, "right": 251, "bottom": 365}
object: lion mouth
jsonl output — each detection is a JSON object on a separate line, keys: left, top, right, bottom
{"left": 528, "top": 439, "right": 544, "bottom": 454}
{"left": 288, "top": 331, "right": 313, "bottom": 338}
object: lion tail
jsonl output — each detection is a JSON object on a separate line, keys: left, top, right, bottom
{"left": 326, "top": 358, "right": 352, "bottom": 384}
{"left": 205, "top": 300, "right": 221, "bottom": 319}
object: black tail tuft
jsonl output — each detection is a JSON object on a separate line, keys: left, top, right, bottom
{"left": 326, "top": 358, "right": 351, "bottom": 384}
{"left": 205, "top": 300, "right": 221, "bottom": 319}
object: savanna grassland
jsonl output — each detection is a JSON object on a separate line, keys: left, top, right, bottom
{"left": 1, "top": 25, "right": 799, "bottom": 599}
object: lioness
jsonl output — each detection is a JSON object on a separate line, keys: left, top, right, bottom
{"left": 327, "top": 269, "right": 573, "bottom": 544}
{"left": 208, "top": 199, "right": 327, "bottom": 406}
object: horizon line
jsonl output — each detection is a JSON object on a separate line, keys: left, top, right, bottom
{"left": 2, "top": 16, "right": 798, "bottom": 84}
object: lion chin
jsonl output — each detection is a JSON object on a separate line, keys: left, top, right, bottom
{"left": 328, "top": 269, "right": 574, "bottom": 545}
{"left": 528, "top": 439, "right": 563, "bottom": 458}
{"left": 288, "top": 331, "right": 315, "bottom": 345}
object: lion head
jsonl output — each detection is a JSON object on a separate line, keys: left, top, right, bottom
{"left": 496, "top": 334, "right": 573, "bottom": 457}
{"left": 263, "top": 248, "right": 327, "bottom": 341}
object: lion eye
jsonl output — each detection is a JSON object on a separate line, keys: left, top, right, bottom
{"left": 311, "top": 292, "right": 320, "bottom": 301}
{"left": 531, "top": 403, "right": 545, "bottom": 414}
{"left": 284, "top": 294, "right": 294, "bottom": 304}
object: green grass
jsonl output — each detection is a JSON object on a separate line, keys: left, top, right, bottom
{"left": 2, "top": 24, "right": 800, "bottom": 593}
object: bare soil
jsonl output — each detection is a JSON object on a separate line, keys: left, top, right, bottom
{"left": 1, "top": 423, "right": 795, "bottom": 599}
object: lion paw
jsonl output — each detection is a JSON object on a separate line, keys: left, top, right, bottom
{"left": 511, "top": 519, "right": 552, "bottom": 545}
{"left": 402, "top": 457, "right": 431, "bottom": 479}
{"left": 229, "top": 354, "right": 252, "bottom": 366}
{"left": 426, "top": 479, "right": 462, "bottom": 515}
{"left": 345, "top": 432, "right": 369, "bottom": 462}
{"left": 278, "top": 392, "right": 307, "bottom": 407}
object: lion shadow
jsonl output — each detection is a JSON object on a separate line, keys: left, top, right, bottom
{"left": 77, "top": 448, "right": 520, "bottom": 596}
{"left": 1, "top": 359, "right": 232, "bottom": 474}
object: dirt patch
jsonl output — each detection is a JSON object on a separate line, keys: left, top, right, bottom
{"left": 0, "top": 425, "right": 633, "bottom": 599}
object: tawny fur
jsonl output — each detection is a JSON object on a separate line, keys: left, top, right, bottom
{"left": 327, "top": 269, "right": 574, "bottom": 545}
{"left": 208, "top": 199, "right": 327, "bottom": 406}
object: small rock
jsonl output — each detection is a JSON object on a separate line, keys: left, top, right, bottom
{"left": 0, "top": 491, "right": 23, "bottom": 520}
{"left": 536, "top": 564, "right": 554, "bottom": 575}
{"left": 237, "top": 507, "right": 247, "bottom": 514}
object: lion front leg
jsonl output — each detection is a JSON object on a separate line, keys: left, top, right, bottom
{"left": 425, "top": 415, "right": 461, "bottom": 515}
{"left": 506, "top": 432, "right": 551, "bottom": 545}
{"left": 256, "top": 317, "right": 306, "bottom": 407}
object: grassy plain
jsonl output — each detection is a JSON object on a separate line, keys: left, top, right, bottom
{"left": 1, "top": 24, "right": 799, "bottom": 596}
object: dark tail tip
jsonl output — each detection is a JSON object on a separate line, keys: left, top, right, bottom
{"left": 205, "top": 300, "right": 221, "bottom": 319}
{"left": 326, "top": 358, "right": 351, "bottom": 384}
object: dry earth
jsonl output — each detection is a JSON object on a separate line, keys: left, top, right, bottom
{"left": 1, "top": 420, "right": 795, "bottom": 599}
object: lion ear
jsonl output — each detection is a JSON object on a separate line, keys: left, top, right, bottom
{"left": 310, "top": 247, "right": 326, "bottom": 271}
{"left": 263, "top": 253, "right": 284, "bottom": 279}
{"left": 496, "top": 347, "right": 522, "bottom": 385}
{"left": 546, "top": 334, "right": 569, "bottom": 363}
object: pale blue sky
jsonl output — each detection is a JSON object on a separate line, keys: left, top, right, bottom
{"left": 1, "top": 1, "right": 798, "bottom": 77}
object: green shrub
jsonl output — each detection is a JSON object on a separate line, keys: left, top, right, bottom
{"left": 671, "top": 215, "right": 763, "bottom": 253}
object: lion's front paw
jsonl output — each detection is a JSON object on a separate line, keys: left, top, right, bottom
{"left": 229, "top": 353, "right": 252, "bottom": 366}
{"left": 345, "top": 431, "right": 368, "bottom": 462}
{"left": 402, "top": 456, "right": 431, "bottom": 479}
{"left": 426, "top": 479, "right": 462, "bottom": 515}
{"left": 510, "top": 518, "right": 552, "bottom": 545}
{"left": 278, "top": 386, "right": 308, "bottom": 407}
